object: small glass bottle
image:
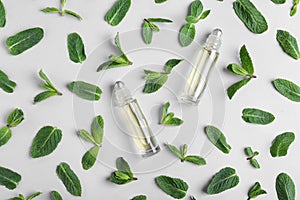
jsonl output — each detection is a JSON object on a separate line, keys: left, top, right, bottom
{"left": 181, "top": 28, "right": 223, "bottom": 105}
{"left": 112, "top": 81, "right": 160, "bottom": 157}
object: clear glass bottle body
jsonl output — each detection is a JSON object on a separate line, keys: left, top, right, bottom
{"left": 113, "top": 81, "right": 160, "bottom": 158}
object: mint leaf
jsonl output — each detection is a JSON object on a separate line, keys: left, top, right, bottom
{"left": 185, "top": 16, "right": 199, "bottom": 23}
{"left": 116, "top": 157, "right": 133, "bottom": 177}
{"left": 143, "top": 70, "right": 168, "bottom": 93}
{"left": 276, "top": 30, "right": 300, "bottom": 60}
{"left": 248, "top": 182, "right": 267, "bottom": 199}
{"left": 30, "top": 126, "right": 62, "bottom": 158}
{"left": 270, "top": 132, "right": 295, "bottom": 157}
{"left": 41, "top": 1, "right": 82, "bottom": 20}
{"left": 6, "top": 27, "right": 44, "bottom": 55}
{"left": 199, "top": 10, "right": 210, "bottom": 19}
{"left": 166, "top": 144, "right": 184, "bottom": 160}
{"left": 273, "top": 78, "right": 300, "bottom": 102}
{"left": 155, "top": 175, "right": 189, "bottom": 199}
{"left": 56, "top": 162, "right": 82, "bottom": 196}
{"left": 276, "top": 173, "right": 295, "bottom": 200}
{"left": 205, "top": 125, "right": 232, "bottom": 154}
{"left": 0, "top": 166, "right": 21, "bottom": 190}
{"left": 250, "top": 159, "right": 260, "bottom": 169}
{"left": 68, "top": 81, "right": 102, "bottom": 101}
{"left": 239, "top": 45, "right": 254, "bottom": 74}
{"left": 147, "top": 18, "right": 172, "bottom": 23}
{"left": 131, "top": 195, "right": 147, "bottom": 200}
{"left": 245, "top": 147, "right": 260, "bottom": 168}
{"left": 184, "top": 156, "right": 206, "bottom": 165}
{"left": 0, "top": 70, "right": 16, "bottom": 93}
{"left": 105, "top": 0, "right": 131, "bottom": 26}
{"left": 82, "top": 146, "right": 100, "bottom": 170}
{"left": 190, "top": 0, "right": 203, "bottom": 18}
{"left": 27, "top": 192, "right": 42, "bottom": 200}
{"left": 64, "top": 10, "right": 82, "bottom": 20}
{"left": 207, "top": 167, "right": 239, "bottom": 194}
{"left": 109, "top": 157, "right": 136, "bottom": 185}
{"left": 41, "top": 7, "right": 62, "bottom": 13}
{"left": 10, "top": 192, "right": 41, "bottom": 200}
{"left": 0, "top": 126, "right": 12, "bottom": 147}
{"left": 233, "top": 0, "right": 268, "bottom": 34}
{"left": 78, "top": 129, "right": 97, "bottom": 145}
{"left": 6, "top": 108, "right": 24, "bottom": 128}
{"left": 0, "top": 0, "right": 6, "bottom": 27}
{"left": 164, "top": 59, "right": 183, "bottom": 74}
{"left": 179, "top": 23, "right": 196, "bottom": 47}
{"left": 290, "top": 0, "right": 299, "bottom": 16}
{"left": 91, "top": 115, "right": 104, "bottom": 145}
{"left": 51, "top": 191, "right": 63, "bottom": 200}
{"left": 142, "top": 21, "right": 152, "bottom": 44}
{"left": 227, "top": 64, "right": 249, "bottom": 76}
{"left": 160, "top": 102, "right": 183, "bottom": 126}
{"left": 242, "top": 108, "right": 275, "bottom": 125}
{"left": 67, "top": 32, "right": 86, "bottom": 63}
{"left": 34, "top": 91, "right": 57, "bottom": 104}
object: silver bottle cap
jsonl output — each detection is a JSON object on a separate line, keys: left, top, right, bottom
{"left": 205, "top": 28, "right": 222, "bottom": 51}
{"left": 112, "top": 81, "right": 133, "bottom": 106}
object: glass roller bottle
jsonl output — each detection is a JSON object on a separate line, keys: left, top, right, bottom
{"left": 112, "top": 81, "right": 160, "bottom": 157}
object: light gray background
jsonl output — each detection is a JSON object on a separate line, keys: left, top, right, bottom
{"left": 1, "top": 0, "right": 299, "bottom": 199}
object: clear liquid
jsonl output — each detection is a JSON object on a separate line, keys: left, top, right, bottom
{"left": 119, "top": 99, "right": 160, "bottom": 157}
{"left": 182, "top": 47, "right": 219, "bottom": 105}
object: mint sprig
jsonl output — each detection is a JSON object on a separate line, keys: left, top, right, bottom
{"left": 160, "top": 102, "right": 184, "bottom": 126}
{"left": 41, "top": 0, "right": 82, "bottom": 20}
{"left": 245, "top": 147, "right": 260, "bottom": 169}
{"left": 109, "top": 157, "right": 137, "bottom": 185}
{"left": 142, "top": 18, "right": 172, "bottom": 44}
{"left": 9, "top": 192, "right": 41, "bottom": 200}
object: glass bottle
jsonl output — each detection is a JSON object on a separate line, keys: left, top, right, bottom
{"left": 182, "top": 28, "right": 223, "bottom": 105}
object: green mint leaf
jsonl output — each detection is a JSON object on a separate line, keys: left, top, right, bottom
{"left": 166, "top": 144, "right": 184, "bottom": 160}
{"left": 67, "top": 32, "right": 86, "bottom": 63}
{"left": 163, "top": 117, "right": 184, "bottom": 126}
{"left": 227, "top": 64, "right": 249, "bottom": 76}
{"left": 250, "top": 159, "right": 260, "bottom": 169}
{"left": 91, "top": 115, "right": 104, "bottom": 145}
{"left": 114, "top": 32, "right": 127, "bottom": 58}
{"left": 190, "top": 0, "right": 203, "bottom": 18}
{"left": 233, "top": 0, "right": 268, "bottom": 34}
{"left": 248, "top": 182, "right": 267, "bottom": 199}
{"left": 245, "top": 147, "right": 260, "bottom": 168}
{"left": 82, "top": 146, "right": 100, "bottom": 170}
{"left": 239, "top": 45, "right": 254, "bottom": 74}
{"left": 147, "top": 18, "right": 173, "bottom": 23}
{"left": 245, "top": 147, "right": 254, "bottom": 157}
{"left": 6, "top": 108, "right": 24, "bottom": 128}
{"left": 38, "top": 70, "right": 59, "bottom": 92}
{"left": 290, "top": 0, "right": 299, "bottom": 16}
{"left": 161, "top": 102, "right": 170, "bottom": 123}
{"left": 207, "top": 167, "right": 239, "bottom": 194}
{"left": 164, "top": 59, "right": 183, "bottom": 74}
{"left": 160, "top": 102, "right": 183, "bottom": 126}
{"left": 179, "top": 23, "right": 196, "bottom": 47}
{"left": 185, "top": 16, "right": 199, "bottom": 23}
{"left": 9, "top": 194, "right": 25, "bottom": 200}
{"left": 184, "top": 156, "right": 206, "bottom": 165}
{"left": 97, "top": 60, "right": 130, "bottom": 71}
{"left": 56, "top": 162, "right": 82, "bottom": 196}
{"left": 276, "top": 30, "right": 300, "bottom": 59}
{"left": 61, "top": 0, "right": 67, "bottom": 9}
{"left": 242, "top": 108, "right": 275, "bottom": 125}
{"left": 270, "top": 132, "right": 295, "bottom": 157}
{"left": 227, "top": 78, "right": 251, "bottom": 99}
{"left": 205, "top": 126, "right": 232, "bottom": 154}
{"left": 0, "top": 166, "right": 21, "bottom": 190}
{"left": 131, "top": 195, "right": 147, "bottom": 200}
{"left": 271, "top": 0, "right": 286, "bottom": 4}
{"left": 0, "top": 70, "right": 16, "bottom": 93}
{"left": 142, "top": 21, "right": 153, "bottom": 44}
{"left": 276, "top": 173, "right": 295, "bottom": 200}
{"left": 41, "top": 7, "right": 62, "bottom": 14}
{"left": 0, "top": 0, "right": 6, "bottom": 28}
{"left": 30, "top": 126, "right": 62, "bottom": 158}
{"left": 148, "top": 22, "right": 160, "bottom": 32}
{"left": 34, "top": 91, "right": 57, "bottom": 104}
{"left": 105, "top": 0, "right": 131, "bottom": 26}
{"left": 109, "top": 171, "right": 136, "bottom": 185}
{"left": 0, "top": 126, "right": 12, "bottom": 147}
{"left": 6, "top": 27, "right": 44, "bottom": 55}
{"left": 155, "top": 175, "right": 189, "bottom": 199}
{"left": 27, "top": 192, "right": 42, "bottom": 200}
{"left": 143, "top": 70, "right": 168, "bottom": 93}
{"left": 116, "top": 157, "right": 133, "bottom": 177}
{"left": 109, "top": 54, "right": 130, "bottom": 64}
{"left": 68, "top": 81, "right": 102, "bottom": 101}
{"left": 64, "top": 10, "right": 82, "bottom": 20}
{"left": 51, "top": 191, "right": 63, "bottom": 200}
{"left": 78, "top": 129, "right": 97, "bottom": 145}
{"left": 155, "top": 0, "right": 168, "bottom": 3}
{"left": 199, "top": 10, "right": 211, "bottom": 20}
{"left": 273, "top": 78, "right": 300, "bottom": 102}
{"left": 181, "top": 144, "right": 188, "bottom": 157}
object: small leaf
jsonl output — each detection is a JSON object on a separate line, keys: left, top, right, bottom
{"left": 0, "top": 126, "right": 12, "bottom": 147}
{"left": 250, "top": 159, "right": 260, "bottom": 169}
{"left": 199, "top": 10, "right": 210, "bottom": 20}
{"left": 6, "top": 27, "right": 44, "bottom": 55}
{"left": 143, "top": 70, "right": 168, "bottom": 93}
{"left": 82, "top": 146, "right": 100, "bottom": 170}
{"left": 41, "top": 7, "right": 62, "bottom": 13}
{"left": 34, "top": 91, "right": 58, "bottom": 104}
{"left": 161, "top": 102, "right": 170, "bottom": 124}
{"left": 239, "top": 45, "right": 254, "bottom": 74}
{"left": 166, "top": 144, "right": 183, "bottom": 160}
{"left": 248, "top": 182, "right": 267, "bottom": 199}
{"left": 276, "top": 30, "right": 300, "bottom": 60}
{"left": 147, "top": 18, "right": 172, "bottom": 23}
{"left": 0, "top": 0, "right": 6, "bottom": 27}
{"left": 0, "top": 166, "right": 22, "bottom": 190}
{"left": 6, "top": 108, "right": 24, "bottom": 128}
{"left": 160, "top": 102, "right": 183, "bottom": 126}
{"left": 227, "top": 64, "right": 249, "bottom": 76}
{"left": 242, "top": 108, "right": 275, "bottom": 125}
{"left": 131, "top": 195, "right": 147, "bottom": 200}
{"left": 109, "top": 55, "right": 129, "bottom": 64}
{"left": 64, "top": 10, "right": 82, "bottom": 20}
{"left": 155, "top": 175, "right": 189, "bottom": 199}
{"left": 189, "top": 0, "right": 203, "bottom": 18}
{"left": 245, "top": 147, "right": 254, "bottom": 157}
{"left": 207, "top": 167, "right": 239, "bottom": 194}
{"left": 184, "top": 156, "right": 206, "bottom": 165}
{"left": 0, "top": 70, "right": 16, "bottom": 93}
{"left": 290, "top": 0, "right": 299, "bottom": 16}
{"left": 27, "top": 192, "right": 42, "bottom": 200}
{"left": 205, "top": 126, "right": 232, "bottom": 154}
{"left": 155, "top": 0, "right": 167, "bottom": 3}
{"left": 109, "top": 171, "right": 135, "bottom": 185}
{"left": 185, "top": 16, "right": 199, "bottom": 23}
{"left": 164, "top": 59, "right": 183, "bottom": 74}
{"left": 148, "top": 23, "right": 160, "bottom": 32}
{"left": 68, "top": 81, "right": 102, "bottom": 101}
{"left": 142, "top": 21, "right": 153, "bottom": 44}
{"left": 273, "top": 78, "right": 300, "bottom": 102}
{"left": 67, "top": 32, "right": 86, "bottom": 63}
{"left": 181, "top": 144, "right": 188, "bottom": 157}
{"left": 30, "top": 126, "right": 62, "bottom": 158}
{"left": 97, "top": 60, "right": 130, "bottom": 71}
{"left": 56, "top": 162, "right": 82, "bottom": 196}
{"left": 105, "top": 0, "right": 131, "bottom": 26}
{"left": 179, "top": 23, "right": 196, "bottom": 47}
{"left": 78, "top": 129, "right": 97, "bottom": 144}
{"left": 91, "top": 115, "right": 104, "bottom": 145}
{"left": 227, "top": 78, "right": 251, "bottom": 99}
{"left": 116, "top": 157, "right": 133, "bottom": 177}
{"left": 276, "top": 173, "right": 295, "bottom": 200}
{"left": 51, "top": 191, "right": 63, "bottom": 200}
{"left": 270, "top": 132, "right": 295, "bottom": 157}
